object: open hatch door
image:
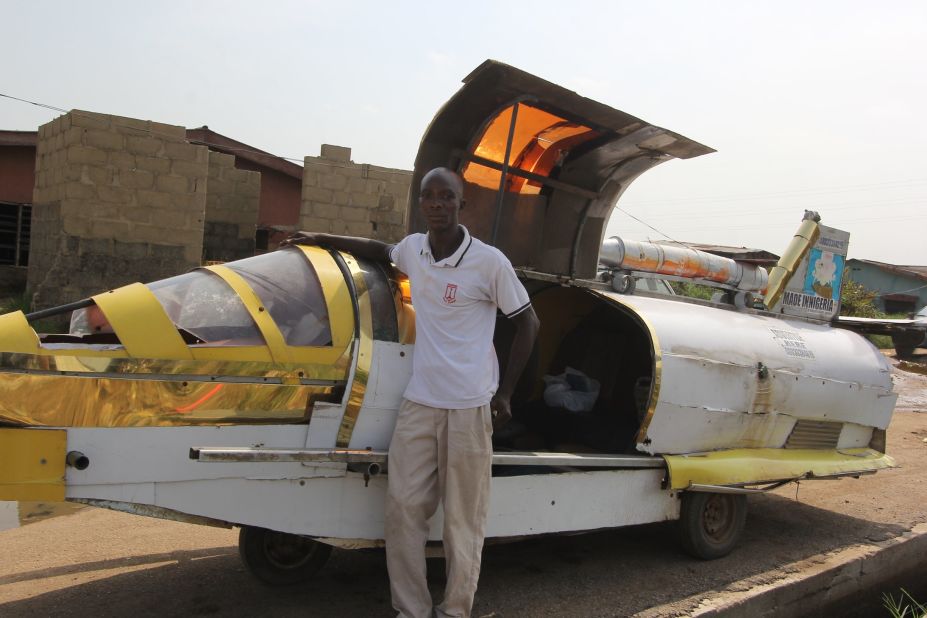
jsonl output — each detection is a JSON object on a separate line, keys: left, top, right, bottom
{"left": 409, "top": 60, "right": 715, "bottom": 279}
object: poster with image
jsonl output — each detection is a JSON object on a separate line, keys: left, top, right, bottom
{"left": 779, "top": 224, "right": 850, "bottom": 321}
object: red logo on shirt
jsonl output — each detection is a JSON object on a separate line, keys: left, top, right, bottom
{"left": 443, "top": 283, "right": 458, "bottom": 304}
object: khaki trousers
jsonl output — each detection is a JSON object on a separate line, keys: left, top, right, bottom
{"left": 385, "top": 399, "right": 493, "bottom": 618}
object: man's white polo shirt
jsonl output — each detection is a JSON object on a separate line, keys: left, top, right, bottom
{"left": 389, "top": 226, "right": 531, "bottom": 409}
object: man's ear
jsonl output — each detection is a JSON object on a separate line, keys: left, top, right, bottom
{"left": 459, "top": 198, "right": 466, "bottom": 210}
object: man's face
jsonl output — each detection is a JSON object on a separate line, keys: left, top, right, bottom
{"left": 419, "top": 170, "right": 464, "bottom": 234}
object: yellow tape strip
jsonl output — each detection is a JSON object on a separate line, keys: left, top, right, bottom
{"left": 297, "top": 246, "right": 355, "bottom": 349}
{"left": 0, "top": 311, "right": 40, "bottom": 354}
{"left": 93, "top": 283, "right": 193, "bottom": 360}
{"left": 337, "top": 253, "right": 372, "bottom": 448}
{"left": 0, "top": 428, "right": 66, "bottom": 501}
{"left": 664, "top": 447, "right": 895, "bottom": 490}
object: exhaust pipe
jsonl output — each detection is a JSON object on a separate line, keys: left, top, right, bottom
{"left": 66, "top": 451, "right": 90, "bottom": 470}
{"left": 763, "top": 210, "right": 821, "bottom": 310}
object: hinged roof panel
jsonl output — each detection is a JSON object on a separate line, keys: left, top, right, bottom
{"left": 409, "top": 60, "right": 715, "bottom": 278}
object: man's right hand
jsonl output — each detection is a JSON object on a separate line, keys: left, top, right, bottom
{"left": 280, "top": 231, "right": 327, "bottom": 247}
{"left": 279, "top": 232, "right": 394, "bottom": 262}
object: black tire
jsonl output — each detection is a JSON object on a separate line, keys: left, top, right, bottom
{"left": 892, "top": 332, "right": 921, "bottom": 359}
{"left": 613, "top": 274, "right": 636, "bottom": 294}
{"left": 238, "top": 526, "right": 332, "bottom": 585}
{"left": 676, "top": 492, "right": 747, "bottom": 560}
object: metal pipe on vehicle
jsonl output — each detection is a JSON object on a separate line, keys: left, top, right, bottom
{"left": 66, "top": 451, "right": 90, "bottom": 470}
{"left": 599, "top": 237, "right": 769, "bottom": 292}
{"left": 763, "top": 210, "right": 821, "bottom": 309}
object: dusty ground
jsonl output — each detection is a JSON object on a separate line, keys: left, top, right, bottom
{"left": 0, "top": 356, "right": 925, "bottom": 617}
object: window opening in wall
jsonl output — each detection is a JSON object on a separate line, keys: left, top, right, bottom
{"left": 255, "top": 228, "right": 270, "bottom": 253}
{"left": 0, "top": 202, "right": 32, "bottom": 266}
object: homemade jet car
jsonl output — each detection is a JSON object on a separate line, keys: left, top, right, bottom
{"left": 0, "top": 60, "right": 897, "bottom": 583}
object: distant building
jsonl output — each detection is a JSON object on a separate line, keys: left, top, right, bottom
{"left": 846, "top": 259, "right": 927, "bottom": 314}
{"left": 0, "top": 126, "right": 303, "bottom": 266}
{"left": 0, "top": 131, "right": 35, "bottom": 269}
{"left": 185, "top": 126, "right": 303, "bottom": 250}
{"left": 0, "top": 130, "right": 35, "bottom": 291}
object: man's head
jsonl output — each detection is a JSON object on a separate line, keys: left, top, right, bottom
{"left": 419, "top": 168, "right": 465, "bottom": 235}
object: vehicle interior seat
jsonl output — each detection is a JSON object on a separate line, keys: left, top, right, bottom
{"left": 517, "top": 307, "right": 641, "bottom": 453}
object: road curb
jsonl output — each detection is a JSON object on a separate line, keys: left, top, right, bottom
{"left": 636, "top": 523, "right": 927, "bottom": 617}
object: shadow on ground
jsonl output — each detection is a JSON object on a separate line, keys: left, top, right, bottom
{"left": 0, "top": 492, "right": 909, "bottom": 617}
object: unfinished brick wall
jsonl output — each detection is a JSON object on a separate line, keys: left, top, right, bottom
{"left": 202, "top": 151, "right": 260, "bottom": 262}
{"left": 28, "top": 110, "right": 207, "bottom": 310}
{"left": 300, "top": 145, "right": 411, "bottom": 243}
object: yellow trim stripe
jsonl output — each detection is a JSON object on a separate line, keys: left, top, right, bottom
{"left": 0, "top": 428, "right": 67, "bottom": 501}
{"left": 589, "top": 291, "right": 662, "bottom": 446}
{"left": 93, "top": 283, "right": 193, "bottom": 360}
{"left": 297, "top": 246, "right": 355, "bottom": 349}
{"left": 664, "top": 447, "right": 895, "bottom": 491}
{"left": 204, "top": 265, "right": 293, "bottom": 364}
{"left": 0, "top": 311, "right": 40, "bottom": 354}
{"left": 337, "top": 253, "right": 372, "bottom": 448}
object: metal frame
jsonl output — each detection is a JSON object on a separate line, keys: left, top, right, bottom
{"left": 190, "top": 446, "right": 666, "bottom": 470}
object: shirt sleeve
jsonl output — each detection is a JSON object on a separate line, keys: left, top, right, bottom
{"left": 492, "top": 254, "right": 531, "bottom": 318}
{"left": 389, "top": 235, "right": 411, "bottom": 274}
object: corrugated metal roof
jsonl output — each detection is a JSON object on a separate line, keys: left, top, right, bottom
{"left": 0, "top": 131, "right": 37, "bottom": 147}
{"left": 656, "top": 241, "right": 780, "bottom": 265}
{"left": 848, "top": 259, "right": 927, "bottom": 281}
{"left": 185, "top": 127, "right": 303, "bottom": 180}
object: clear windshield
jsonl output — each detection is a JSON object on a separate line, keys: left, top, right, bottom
{"left": 148, "top": 271, "right": 263, "bottom": 345}
{"left": 225, "top": 249, "right": 333, "bottom": 347}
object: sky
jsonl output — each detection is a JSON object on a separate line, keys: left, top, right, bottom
{"left": 3, "top": 1, "right": 925, "bottom": 265}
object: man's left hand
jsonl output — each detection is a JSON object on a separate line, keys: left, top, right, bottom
{"left": 490, "top": 394, "right": 512, "bottom": 430}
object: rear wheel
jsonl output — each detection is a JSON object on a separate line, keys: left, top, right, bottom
{"left": 893, "top": 332, "right": 921, "bottom": 359}
{"left": 238, "top": 525, "right": 332, "bottom": 585}
{"left": 677, "top": 492, "right": 747, "bottom": 559}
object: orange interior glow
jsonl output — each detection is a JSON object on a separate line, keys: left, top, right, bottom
{"left": 462, "top": 103, "right": 599, "bottom": 194}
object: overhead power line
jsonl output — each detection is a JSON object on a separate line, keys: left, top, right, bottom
{"left": 0, "top": 93, "right": 68, "bottom": 114}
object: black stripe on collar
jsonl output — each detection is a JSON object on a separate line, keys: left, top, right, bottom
{"left": 453, "top": 236, "right": 473, "bottom": 267}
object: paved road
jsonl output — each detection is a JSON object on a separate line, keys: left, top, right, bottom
{"left": 1, "top": 367, "right": 925, "bottom": 617}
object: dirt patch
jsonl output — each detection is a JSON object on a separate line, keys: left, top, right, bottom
{"left": 888, "top": 352, "right": 927, "bottom": 410}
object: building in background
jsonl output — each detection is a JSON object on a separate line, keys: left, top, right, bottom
{"left": 846, "top": 259, "right": 927, "bottom": 314}
{"left": 0, "top": 131, "right": 36, "bottom": 292}
{"left": 0, "top": 111, "right": 411, "bottom": 310}
{"left": 185, "top": 126, "right": 303, "bottom": 251}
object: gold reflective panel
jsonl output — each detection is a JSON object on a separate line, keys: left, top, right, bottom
{"left": 0, "top": 372, "right": 334, "bottom": 427}
{"left": 337, "top": 254, "right": 374, "bottom": 447}
{"left": 0, "top": 353, "right": 350, "bottom": 381}
{"left": 0, "top": 245, "right": 358, "bottom": 428}
{"left": 631, "top": 311, "right": 662, "bottom": 446}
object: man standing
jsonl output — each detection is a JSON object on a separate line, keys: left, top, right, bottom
{"left": 284, "top": 167, "right": 539, "bottom": 617}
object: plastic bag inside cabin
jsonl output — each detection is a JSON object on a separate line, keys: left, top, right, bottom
{"left": 542, "top": 367, "right": 600, "bottom": 413}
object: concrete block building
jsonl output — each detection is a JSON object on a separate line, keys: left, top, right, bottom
{"left": 846, "top": 259, "right": 927, "bottom": 314}
{"left": 1, "top": 110, "right": 412, "bottom": 311}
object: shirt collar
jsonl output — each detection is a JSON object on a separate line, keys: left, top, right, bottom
{"left": 421, "top": 226, "right": 472, "bottom": 268}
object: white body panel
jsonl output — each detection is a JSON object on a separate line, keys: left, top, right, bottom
{"left": 63, "top": 427, "right": 677, "bottom": 540}
{"left": 600, "top": 293, "right": 897, "bottom": 454}
{"left": 0, "top": 501, "right": 18, "bottom": 532}
{"left": 52, "top": 298, "right": 894, "bottom": 542}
